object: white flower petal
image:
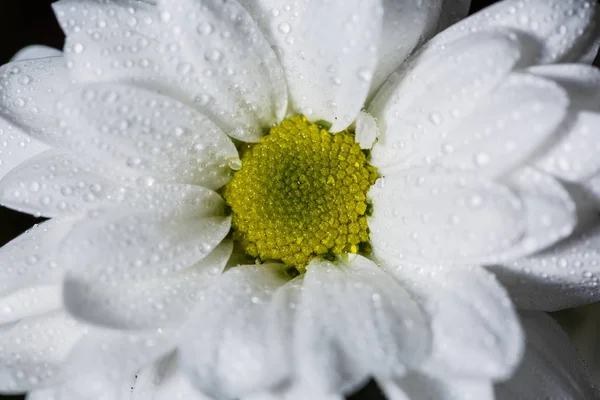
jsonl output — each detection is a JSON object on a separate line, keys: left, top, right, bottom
{"left": 62, "top": 210, "right": 230, "bottom": 286}
{"left": 535, "top": 111, "right": 600, "bottom": 182}
{"left": 431, "top": 0, "right": 598, "bottom": 64}
{"left": 527, "top": 65, "right": 600, "bottom": 181}
{"left": 0, "top": 150, "right": 129, "bottom": 217}
{"left": 239, "top": 0, "right": 384, "bottom": 132}
{"left": 0, "top": 218, "right": 76, "bottom": 296}
{"left": 296, "top": 256, "right": 429, "bottom": 393}
{"left": 378, "top": 374, "right": 493, "bottom": 400}
{"left": 61, "top": 328, "right": 176, "bottom": 387}
{"left": 386, "top": 264, "right": 522, "bottom": 381}
{"left": 1, "top": 149, "right": 227, "bottom": 218}
{"left": 498, "top": 168, "right": 577, "bottom": 260}
{"left": 490, "top": 223, "right": 600, "bottom": 311}
{"left": 0, "top": 119, "right": 49, "bottom": 183}
{"left": 0, "top": 286, "right": 62, "bottom": 326}
{"left": 495, "top": 311, "right": 600, "bottom": 400}
{"left": 63, "top": 241, "right": 232, "bottom": 330}
{"left": 369, "top": 168, "right": 525, "bottom": 265}
{"left": 438, "top": 73, "right": 568, "bottom": 178}
{"left": 0, "top": 56, "right": 69, "bottom": 146}
{"left": 11, "top": 45, "right": 62, "bottom": 62}
{"left": 0, "top": 312, "right": 84, "bottom": 392}
{"left": 180, "top": 264, "right": 292, "bottom": 400}
{"left": 355, "top": 111, "right": 379, "bottom": 150}
{"left": 528, "top": 64, "right": 600, "bottom": 110}
{"left": 369, "top": 31, "right": 523, "bottom": 170}
{"left": 54, "top": 0, "right": 287, "bottom": 142}
{"left": 369, "top": 0, "right": 443, "bottom": 96}
{"left": 133, "top": 353, "right": 210, "bottom": 400}
{"left": 57, "top": 83, "right": 238, "bottom": 188}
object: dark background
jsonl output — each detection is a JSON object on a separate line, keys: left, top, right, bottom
{"left": 0, "top": 0, "right": 545, "bottom": 399}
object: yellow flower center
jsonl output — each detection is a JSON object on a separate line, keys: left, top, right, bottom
{"left": 223, "top": 116, "right": 377, "bottom": 272}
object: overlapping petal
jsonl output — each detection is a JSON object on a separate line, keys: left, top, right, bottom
{"left": 53, "top": 0, "right": 287, "bottom": 142}
{"left": 369, "top": 167, "right": 525, "bottom": 265}
{"left": 0, "top": 120, "right": 48, "bottom": 185}
{"left": 0, "top": 57, "right": 69, "bottom": 146}
{"left": 63, "top": 241, "right": 232, "bottom": 330}
{"left": 180, "top": 265, "right": 292, "bottom": 400}
{"left": 0, "top": 312, "right": 84, "bottom": 392}
{"left": 236, "top": 0, "right": 384, "bottom": 132}
{"left": 132, "top": 353, "right": 211, "bottom": 400}
{"left": 0, "top": 217, "right": 76, "bottom": 296}
{"left": 369, "top": 32, "right": 569, "bottom": 176}
{"left": 56, "top": 83, "right": 239, "bottom": 188}
{"left": 529, "top": 64, "right": 600, "bottom": 181}
{"left": 430, "top": 0, "right": 598, "bottom": 64}
{"left": 387, "top": 264, "right": 522, "bottom": 381}
{"left": 370, "top": 167, "right": 576, "bottom": 266}
{"left": 296, "top": 256, "right": 429, "bottom": 393}
{"left": 369, "top": 31, "right": 524, "bottom": 170}
{"left": 61, "top": 209, "right": 230, "bottom": 284}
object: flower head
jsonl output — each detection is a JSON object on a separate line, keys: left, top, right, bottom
{"left": 0, "top": 0, "right": 599, "bottom": 399}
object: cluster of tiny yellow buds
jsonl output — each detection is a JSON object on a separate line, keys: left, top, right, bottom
{"left": 222, "top": 115, "right": 377, "bottom": 272}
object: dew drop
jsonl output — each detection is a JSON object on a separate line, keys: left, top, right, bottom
{"left": 278, "top": 22, "right": 291, "bottom": 34}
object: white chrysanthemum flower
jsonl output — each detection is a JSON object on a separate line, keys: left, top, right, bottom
{"left": 0, "top": 0, "right": 600, "bottom": 399}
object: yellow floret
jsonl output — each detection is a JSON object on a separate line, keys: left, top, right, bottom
{"left": 222, "top": 116, "right": 377, "bottom": 273}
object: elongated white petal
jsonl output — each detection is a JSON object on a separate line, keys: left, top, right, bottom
{"left": 528, "top": 64, "right": 600, "bottom": 110}
{"left": 53, "top": 0, "right": 287, "bottom": 142}
{"left": 379, "top": 374, "right": 493, "bottom": 400}
{"left": 11, "top": 46, "right": 62, "bottom": 62}
{"left": 386, "top": 264, "right": 522, "bottom": 381}
{"left": 0, "top": 218, "right": 76, "bottom": 296}
{"left": 132, "top": 353, "right": 211, "bottom": 400}
{"left": 355, "top": 111, "right": 379, "bottom": 150}
{"left": 438, "top": 73, "right": 568, "bottom": 178}
{"left": 535, "top": 111, "right": 600, "bottom": 182}
{"left": 63, "top": 241, "right": 232, "bottom": 330}
{"left": 0, "top": 286, "right": 62, "bottom": 325}
{"left": 61, "top": 328, "right": 176, "bottom": 386}
{"left": 180, "top": 265, "right": 292, "bottom": 400}
{"left": 369, "top": 31, "right": 523, "bottom": 170}
{"left": 499, "top": 168, "right": 576, "bottom": 260}
{"left": 491, "top": 223, "right": 600, "bottom": 311}
{"left": 239, "top": 0, "right": 384, "bottom": 132}
{"left": 62, "top": 209, "right": 230, "bottom": 283}
{"left": 431, "top": 0, "right": 598, "bottom": 64}
{"left": 0, "top": 150, "right": 131, "bottom": 217}
{"left": 0, "top": 312, "right": 84, "bottom": 392}
{"left": 0, "top": 119, "right": 48, "bottom": 183}
{"left": 0, "top": 57, "right": 69, "bottom": 146}
{"left": 369, "top": 168, "right": 525, "bottom": 265}
{"left": 527, "top": 65, "right": 600, "bottom": 181}
{"left": 1, "top": 149, "right": 227, "bottom": 218}
{"left": 296, "top": 256, "right": 429, "bottom": 393}
{"left": 369, "top": 0, "right": 442, "bottom": 96}
{"left": 56, "top": 84, "right": 238, "bottom": 188}
{"left": 496, "top": 311, "right": 600, "bottom": 399}
{"left": 371, "top": 167, "right": 576, "bottom": 266}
